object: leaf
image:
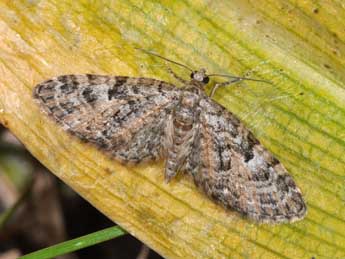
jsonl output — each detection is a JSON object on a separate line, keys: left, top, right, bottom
{"left": 0, "top": 0, "right": 344, "bottom": 258}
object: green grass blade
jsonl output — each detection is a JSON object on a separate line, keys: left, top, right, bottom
{"left": 18, "top": 226, "right": 126, "bottom": 259}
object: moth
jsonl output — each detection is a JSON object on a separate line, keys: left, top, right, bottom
{"left": 33, "top": 50, "right": 306, "bottom": 223}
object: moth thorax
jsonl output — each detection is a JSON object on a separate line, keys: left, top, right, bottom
{"left": 181, "top": 94, "right": 197, "bottom": 107}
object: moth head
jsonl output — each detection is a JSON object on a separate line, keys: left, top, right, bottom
{"left": 191, "top": 68, "right": 209, "bottom": 84}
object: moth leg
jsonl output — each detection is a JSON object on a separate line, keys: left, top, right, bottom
{"left": 210, "top": 78, "right": 243, "bottom": 98}
{"left": 167, "top": 67, "right": 189, "bottom": 85}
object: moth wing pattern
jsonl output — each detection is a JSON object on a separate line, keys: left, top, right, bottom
{"left": 33, "top": 69, "right": 306, "bottom": 223}
{"left": 34, "top": 74, "right": 180, "bottom": 164}
{"left": 187, "top": 98, "right": 306, "bottom": 223}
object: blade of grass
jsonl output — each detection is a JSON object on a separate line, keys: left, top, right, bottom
{"left": 18, "top": 226, "right": 126, "bottom": 259}
{"left": 0, "top": 177, "right": 32, "bottom": 229}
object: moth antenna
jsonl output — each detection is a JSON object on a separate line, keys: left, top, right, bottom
{"left": 135, "top": 48, "right": 194, "bottom": 72}
{"left": 208, "top": 73, "right": 272, "bottom": 85}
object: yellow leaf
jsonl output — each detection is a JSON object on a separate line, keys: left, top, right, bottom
{"left": 1, "top": 0, "right": 344, "bottom": 258}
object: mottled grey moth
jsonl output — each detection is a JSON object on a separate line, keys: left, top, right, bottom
{"left": 33, "top": 51, "right": 306, "bottom": 223}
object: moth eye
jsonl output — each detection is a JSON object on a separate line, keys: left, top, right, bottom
{"left": 203, "top": 76, "right": 210, "bottom": 84}
{"left": 190, "top": 72, "right": 195, "bottom": 78}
